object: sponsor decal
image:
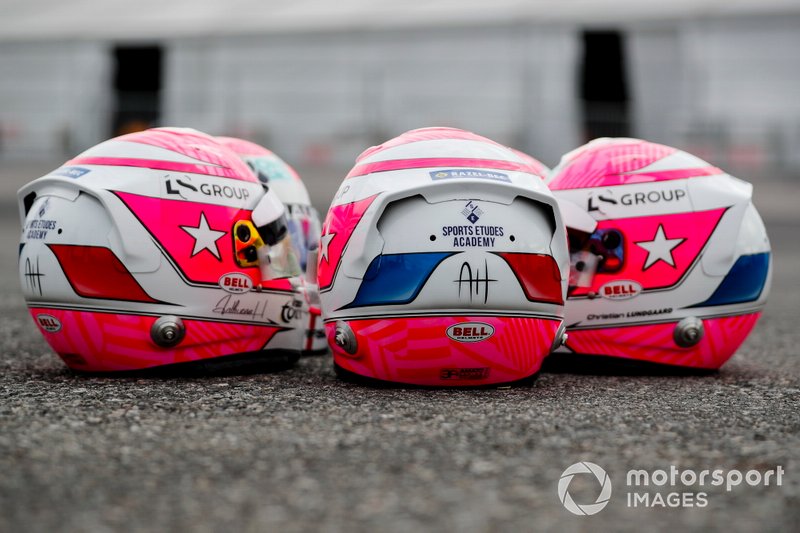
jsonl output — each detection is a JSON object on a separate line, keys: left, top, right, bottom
{"left": 51, "top": 167, "right": 91, "bottom": 179}
{"left": 280, "top": 300, "right": 304, "bottom": 323}
{"left": 38, "top": 198, "right": 51, "bottom": 218}
{"left": 599, "top": 280, "right": 642, "bottom": 300}
{"left": 25, "top": 219, "right": 58, "bottom": 240}
{"left": 165, "top": 175, "right": 252, "bottom": 202}
{"left": 446, "top": 322, "right": 495, "bottom": 343}
{"left": 461, "top": 201, "right": 483, "bottom": 224}
{"left": 587, "top": 191, "right": 618, "bottom": 214}
{"left": 454, "top": 260, "right": 497, "bottom": 304}
{"left": 334, "top": 184, "right": 351, "bottom": 201}
{"left": 588, "top": 188, "right": 688, "bottom": 214}
{"left": 25, "top": 200, "right": 58, "bottom": 241}
{"left": 439, "top": 367, "right": 491, "bottom": 380}
{"left": 441, "top": 224, "right": 504, "bottom": 247}
{"left": 430, "top": 169, "right": 511, "bottom": 182}
{"left": 218, "top": 272, "right": 253, "bottom": 294}
{"left": 36, "top": 314, "right": 61, "bottom": 333}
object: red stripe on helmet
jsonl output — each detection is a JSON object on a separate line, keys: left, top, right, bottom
{"left": 49, "top": 244, "right": 161, "bottom": 303}
{"left": 494, "top": 252, "right": 564, "bottom": 305}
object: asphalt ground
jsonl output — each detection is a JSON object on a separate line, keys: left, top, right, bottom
{"left": 0, "top": 161, "right": 798, "bottom": 532}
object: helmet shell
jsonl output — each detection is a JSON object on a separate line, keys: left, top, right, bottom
{"left": 509, "top": 148, "right": 549, "bottom": 179}
{"left": 548, "top": 138, "right": 771, "bottom": 369}
{"left": 319, "top": 127, "right": 569, "bottom": 386}
{"left": 19, "top": 127, "right": 305, "bottom": 372}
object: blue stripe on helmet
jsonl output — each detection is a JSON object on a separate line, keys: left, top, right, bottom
{"left": 344, "top": 252, "right": 456, "bottom": 308}
{"left": 691, "top": 252, "right": 770, "bottom": 307}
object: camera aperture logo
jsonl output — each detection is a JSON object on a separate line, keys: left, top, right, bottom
{"left": 558, "top": 462, "right": 785, "bottom": 515}
{"left": 558, "top": 462, "right": 612, "bottom": 516}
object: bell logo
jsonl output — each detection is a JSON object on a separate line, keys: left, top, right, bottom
{"left": 600, "top": 280, "right": 642, "bottom": 300}
{"left": 36, "top": 314, "right": 62, "bottom": 333}
{"left": 446, "top": 322, "right": 494, "bottom": 343}
{"left": 218, "top": 272, "right": 253, "bottom": 294}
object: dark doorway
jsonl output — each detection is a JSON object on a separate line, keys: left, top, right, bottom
{"left": 580, "top": 31, "right": 630, "bottom": 140}
{"left": 112, "top": 46, "right": 162, "bottom": 136}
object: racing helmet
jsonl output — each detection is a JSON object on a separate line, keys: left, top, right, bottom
{"left": 318, "top": 127, "right": 570, "bottom": 386}
{"left": 18, "top": 127, "right": 306, "bottom": 373}
{"left": 509, "top": 148, "right": 550, "bottom": 179}
{"left": 217, "top": 136, "right": 326, "bottom": 354}
{"left": 216, "top": 137, "right": 322, "bottom": 270}
{"left": 548, "top": 138, "right": 772, "bottom": 370}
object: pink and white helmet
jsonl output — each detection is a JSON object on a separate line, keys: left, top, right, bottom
{"left": 18, "top": 127, "right": 307, "bottom": 373}
{"left": 318, "top": 127, "right": 569, "bottom": 386}
{"left": 509, "top": 148, "right": 550, "bottom": 179}
{"left": 216, "top": 137, "right": 321, "bottom": 270}
{"left": 217, "top": 137, "right": 325, "bottom": 354}
{"left": 548, "top": 138, "right": 772, "bottom": 370}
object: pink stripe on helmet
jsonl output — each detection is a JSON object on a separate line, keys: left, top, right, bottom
{"left": 30, "top": 307, "right": 286, "bottom": 372}
{"left": 357, "top": 127, "right": 504, "bottom": 163}
{"left": 564, "top": 312, "right": 761, "bottom": 369}
{"left": 67, "top": 156, "right": 248, "bottom": 179}
{"left": 620, "top": 166, "right": 723, "bottom": 183}
{"left": 509, "top": 148, "right": 548, "bottom": 179}
{"left": 72, "top": 128, "right": 258, "bottom": 182}
{"left": 550, "top": 139, "right": 680, "bottom": 190}
{"left": 329, "top": 315, "right": 560, "bottom": 386}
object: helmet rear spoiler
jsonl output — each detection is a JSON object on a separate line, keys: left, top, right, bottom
{"left": 555, "top": 197, "right": 598, "bottom": 235}
{"left": 340, "top": 178, "right": 569, "bottom": 287}
{"left": 18, "top": 173, "right": 161, "bottom": 273}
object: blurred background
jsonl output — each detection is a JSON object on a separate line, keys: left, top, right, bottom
{"left": 1, "top": 0, "right": 799, "bottom": 203}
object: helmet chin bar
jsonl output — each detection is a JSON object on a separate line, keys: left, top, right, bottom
{"left": 234, "top": 188, "right": 301, "bottom": 280}
{"left": 566, "top": 227, "right": 626, "bottom": 294}
{"left": 560, "top": 198, "right": 626, "bottom": 294}
{"left": 570, "top": 250, "right": 601, "bottom": 290}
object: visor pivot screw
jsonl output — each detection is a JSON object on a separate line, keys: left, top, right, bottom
{"left": 236, "top": 224, "right": 251, "bottom": 242}
{"left": 333, "top": 321, "right": 358, "bottom": 356}
{"left": 673, "top": 317, "right": 704, "bottom": 348}
{"left": 151, "top": 316, "right": 186, "bottom": 348}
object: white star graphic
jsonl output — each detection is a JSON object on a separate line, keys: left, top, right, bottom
{"left": 319, "top": 232, "right": 336, "bottom": 263}
{"left": 636, "top": 224, "right": 685, "bottom": 269}
{"left": 180, "top": 212, "right": 226, "bottom": 260}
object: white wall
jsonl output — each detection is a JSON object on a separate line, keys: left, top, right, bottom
{"left": 164, "top": 25, "right": 581, "bottom": 168}
{"left": 0, "top": 41, "right": 111, "bottom": 159}
{"left": 628, "top": 14, "right": 800, "bottom": 173}
{"left": 4, "top": 14, "right": 799, "bottom": 175}
{"left": 628, "top": 25, "right": 686, "bottom": 146}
